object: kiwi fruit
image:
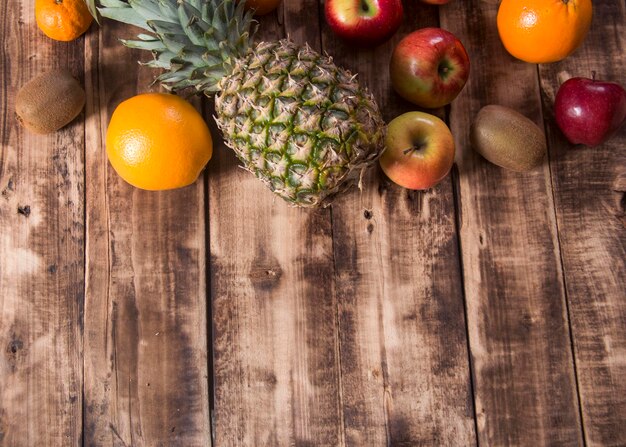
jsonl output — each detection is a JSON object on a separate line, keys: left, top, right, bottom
{"left": 471, "top": 105, "right": 546, "bottom": 172}
{"left": 16, "top": 69, "right": 85, "bottom": 134}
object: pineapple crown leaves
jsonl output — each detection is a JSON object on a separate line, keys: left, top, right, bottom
{"left": 85, "top": 0, "right": 257, "bottom": 93}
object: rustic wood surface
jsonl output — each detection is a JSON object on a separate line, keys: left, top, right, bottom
{"left": 536, "top": 2, "right": 626, "bottom": 445}
{"left": 440, "top": 2, "right": 582, "bottom": 445}
{"left": 82, "top": 19, "right": 211, "bottom": 447}
{"left": 0, "top": 0, "right": 85, "bottom": 445}
{"left": 0, "top": 0, "right": 624, "bottom": 446}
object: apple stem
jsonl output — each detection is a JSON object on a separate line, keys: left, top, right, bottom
{"left": 438, "top": 62, "right": 451, "bottom": 80}
{"left": 592, "top": 70, "right": 596, "bottom": 81}
{"left": 403, "top": 146, "right": 423, "bottom": 155}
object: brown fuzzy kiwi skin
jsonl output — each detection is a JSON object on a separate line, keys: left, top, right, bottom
{"left": 15, "top": 69, "right": 85, "bottom": 135}
{"left": 470, "top": 105, "right": 547, "bottom": 172}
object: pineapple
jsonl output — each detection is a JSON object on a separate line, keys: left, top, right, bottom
{"left": 88, "top": 0, "right": 385, "bottom": 207}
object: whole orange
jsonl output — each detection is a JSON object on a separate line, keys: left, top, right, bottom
{"left": 106, "top": 93, "right": 213, "bottom": 191}
{"left": 244, "top": 0, "right": 282, "bottom": 16}
{"left": 497, "top": 0, "right": 592, "bottom": 64}
{"left": 35, "top": 0, "right": 93, "bottom": 42}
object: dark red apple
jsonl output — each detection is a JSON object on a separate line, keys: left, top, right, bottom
{"left": 555, "top": 76, "right": 626, "bottom": 147}
{"left": 390, "top": 27, "right": 470, "bottom": 108}
{"left": 325, "top": 0, "right": 403, "bottom": 47}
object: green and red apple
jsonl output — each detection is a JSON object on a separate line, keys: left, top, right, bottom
{"left": 325, "top": 0, "right": 403, "bottom": 47}
{"left": 380, "top": 111, "right": 455, "bottom": 190}
{"left": 390, "top": 27, "right": 470, "bottom": 108}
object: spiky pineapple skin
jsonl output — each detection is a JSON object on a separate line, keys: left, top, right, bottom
{"left": 214, "top": 39, "right": 385, "bottom": 207}
{"left": 93, "top": 0, "right": 386, "bottom": 206}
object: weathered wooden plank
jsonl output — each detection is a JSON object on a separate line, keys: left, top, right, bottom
{"left": 82, "top": 20, "right": 211, "bottom": 446}
{"left": 209, "top": 3, "right": 343, "bottom": 445}
{"left": 0, "top": 1, "right": 84, "bottom": 445}
{"left": 536, "top": 2, "right": 626, "bottom": 445}
{"left": 321, "top": 2, "right": 477, "bottom": 445}
{"left": 439, "top": 1, "right": 583, "bottom": 445}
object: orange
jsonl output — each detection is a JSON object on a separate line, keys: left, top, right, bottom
{"left": 244, "top": 0, "right": 282, "bottom": 15}
{"left": 106, "top": 93, "right": 213, "bottom": 191}
{"left": 35, "top": 0, "right": 93, "bottom": 42}
{"left": 497, "top": 0, "right": 592, "bottom": 64}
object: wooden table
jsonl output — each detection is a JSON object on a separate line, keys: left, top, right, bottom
{"left": 1, "top": 0, "right": 625, "bottom": 445}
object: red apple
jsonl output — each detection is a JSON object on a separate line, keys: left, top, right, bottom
{"left": 380, "top": 111, "right": 455, "bottom": 190}
{"left": 554, "top": 76, "right": 626, "bottom": 147}
{"left": 325, "top": 0, "right": 403, "bottom": 47}
{"left": 390, "top": 27, "right": 470, "bottom": 108}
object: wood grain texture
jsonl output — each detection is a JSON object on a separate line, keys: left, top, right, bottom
{"left": 0, "top": 0, "right": 84, "bottom": 445}
{"left": 209, "top": 3, "right": 343, "bottom": 446}
{"left": 537, "top": 2, "right": 626, "bottom": 445}
{"left": 439, "top": 1, "right": 583, "bottom": 445}
{"left": 321, "top": 2, "right": 476, "bottom": 445}
{"left": 82, "top": 21, "right": 210, "bottom": 446}
{"left": 1, "top": 0, "right": 624, "bottom": 445}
